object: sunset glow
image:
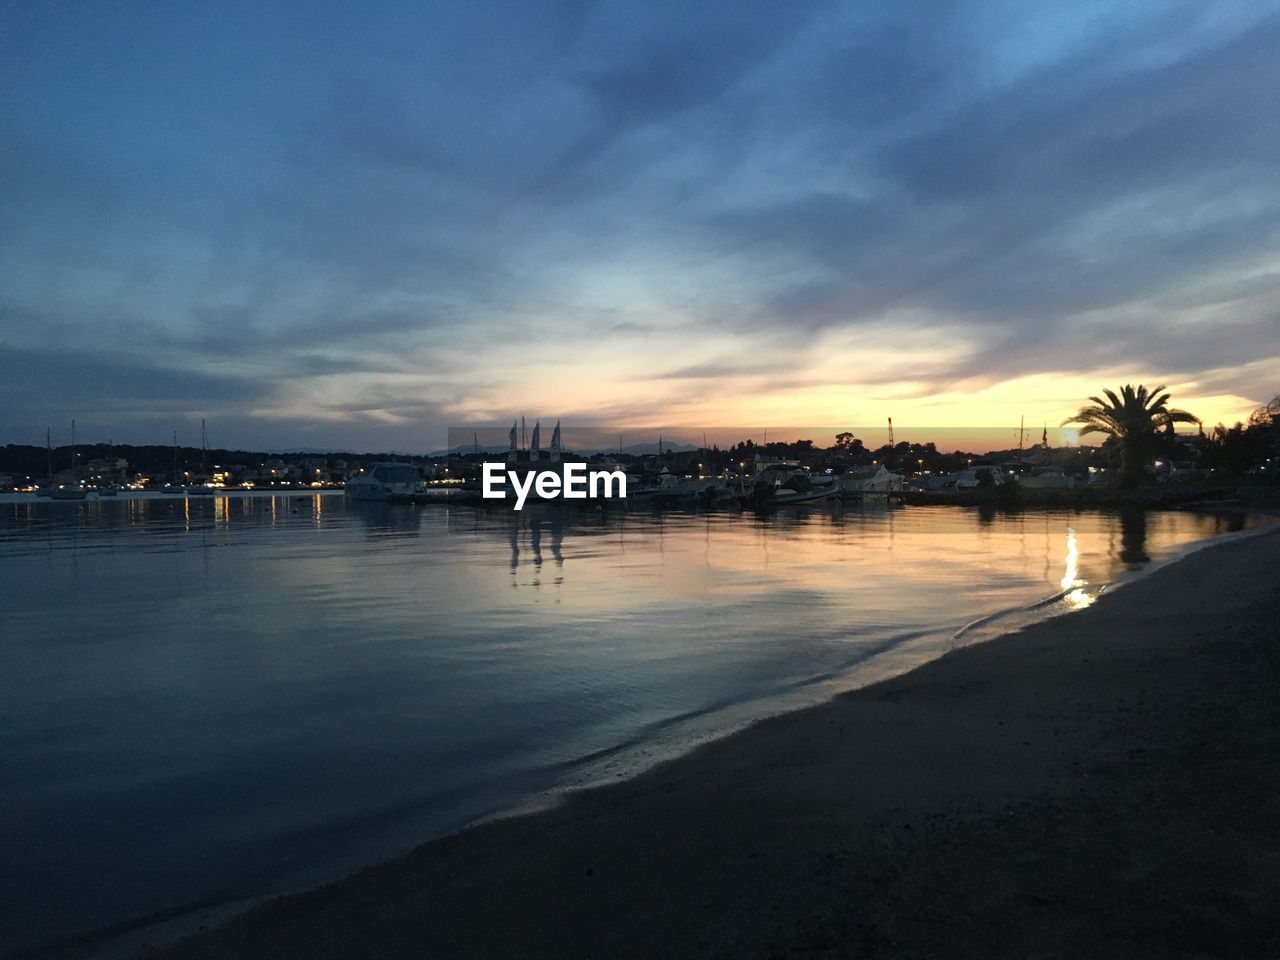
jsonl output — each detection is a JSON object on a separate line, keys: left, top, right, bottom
{"left": 3, "top": 3, "right": 1278, "bottom": 451}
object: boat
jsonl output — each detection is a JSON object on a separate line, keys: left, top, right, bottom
{"left": 35, "top": 428, "right": 54, "bottom": 496}
{"left": 45, "top": 487, "right": 89, "bottom": 500}
{"left": 186, "top": 420, "right": 217, "bottom": 494}
{"left": 164, "top": 430, "right": 186, "bottom": 492}
{"left": 951, "top": 466, "right": 1007, "bottom": 491}
{"left": 628, "top": 468, "right": 729, "bottom": 505}
{"left": 39, "top": 422, "right": 88, "bottom": 500}
{"left": 345, "top": 462, "right": 427, "bottom": 501}
{"left": 906, "top": 474, "right": 958, "bottom": 492}
{"left": 839, "top": 464, "right": 904, "bottom": 496}
{"left": 740, "top": 461, "right": 840, "bottom": 509}
{"left": 1020, "top": 470, "right": 1076, "bottom": 490}
{"left": 96, "top": 485, "right": 120, "bottom": 497}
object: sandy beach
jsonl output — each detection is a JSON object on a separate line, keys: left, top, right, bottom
{"left": 150, "top": 518, "right": 1280, "bottom": 960}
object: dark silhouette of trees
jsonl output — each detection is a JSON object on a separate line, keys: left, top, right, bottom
{"left": 1201, "top": 394, "right": 1279, "bottom": 478}
{"left": 1063, "top": 384, "right": 1200, "bottom": 487}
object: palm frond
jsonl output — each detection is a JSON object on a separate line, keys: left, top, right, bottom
{"left": 1076, "top": 424, "right": 1115, "bottom": 438}
{"left": 1066, "top": 383, "right": 1198, "bottom": 444}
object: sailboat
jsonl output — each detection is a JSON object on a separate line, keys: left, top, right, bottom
{"left": 45, "top": 421, "right": 89, "bottom": 500}
{"left": 164, "top": 431, "right": 187, "bottom": 493}
{"left": 35, "top": 429, "right": 54, "bottom": 497}
{"left": 186, "top": 420, "right": 215, "bottom": 495}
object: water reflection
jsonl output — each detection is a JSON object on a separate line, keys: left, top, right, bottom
{"left": 1119, "top": 507, "right": 1150, "bottom": 565}
{"left": 500, "top": 514, "right": 572, "bottom": 591}
{"left": 1059, "top": 527, "right": 1093, "bottom": 610}
{"left": 348, "top": 500, "right": 423, "bottom": 536}
{"left": 0, "top": 496, "right": 1264, "bottom": 956}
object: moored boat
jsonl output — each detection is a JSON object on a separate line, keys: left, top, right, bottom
{"left": 38, "top": 422, "right": 89, "bottom": 499}
{"left": 345, "top": 462, "right": 426, "bottom": 501}
{"left": 628, "top": 468, "right": 729, "bottom": 505}
{"left": 839, "top": 464, "right": 904, "bottom": 496}
{"left": 740, "top": 461, "right": 840, "bottom": 509}
{"left": 44, "top": 486, "right": 89, "bottom": 500}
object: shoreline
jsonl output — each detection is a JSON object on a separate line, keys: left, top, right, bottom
{"left": 21, "top": 505, "right": 1274, "bottom": 960}
{"left": 133, "top": 510, "right": 1280, "bottom": 959}
{"left": 19, "top": 506, "right": 1269, "bottom": 960}
{"left": 949, "top": 506, "right": 1273, "bottom": 648}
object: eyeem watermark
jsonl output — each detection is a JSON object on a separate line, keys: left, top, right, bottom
{"left": 482, "top": 462, "right": 626, "bottom": 510}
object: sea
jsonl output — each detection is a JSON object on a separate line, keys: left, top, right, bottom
{"left": 0, "top": 491, "right": 1258, "bottom": 955}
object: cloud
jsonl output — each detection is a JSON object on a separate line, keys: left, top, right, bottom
{"left": 1, "top": 2, "right": 1278, "bottom": 448}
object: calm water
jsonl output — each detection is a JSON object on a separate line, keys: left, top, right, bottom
{"left": 0, "top": 493, "right": 1256, "bottom": 953}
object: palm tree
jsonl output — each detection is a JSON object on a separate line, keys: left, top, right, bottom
{"left": 1063, "top": 384, "right": 1200, "bottom": 486}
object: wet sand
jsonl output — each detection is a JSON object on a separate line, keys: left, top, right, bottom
{"left": 155, "top": 522, "right": 1280, "bottom": 959}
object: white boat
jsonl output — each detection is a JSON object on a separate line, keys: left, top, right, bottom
{"left": 906, "top": 474, "right": 957, "bottom": 492}
{"left": 1020, "top": 470, "right": 1076, "bottom": 490}
{"left": 741, "top": 461, "right": 840, "bottom": 508}
{"left": 952, "top": 466, "right": 1006, "bottom": 491}
{"left": 840, "top": 464, "right": 904, "bottom": 495}
{"left": 630, "top": 468, "right": 729, "bottom": 504}
{"left": 345, "top": 462, "right": 426, "bottom": 501}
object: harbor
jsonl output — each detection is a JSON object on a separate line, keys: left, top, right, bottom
{"left": 7, "top": 3, "right": 1280, "bottom": 957}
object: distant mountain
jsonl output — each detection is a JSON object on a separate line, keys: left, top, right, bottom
{"left": 428, "top": 444, "right": 515, "bottom": 457}
{"left": 619, "top": 442, "right": 700, "bottom": 455}
{"left": 429, "top": 441, "right": 703, "bottom": 457}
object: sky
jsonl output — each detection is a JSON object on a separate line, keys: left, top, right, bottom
{"left": 3, "top": 1, "right": 1279, "bottom": 453}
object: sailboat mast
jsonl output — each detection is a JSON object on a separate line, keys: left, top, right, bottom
{"left": 46, "top": 427, "right": 52, "bottom": 480}
{"left": 71, "top": 420, "right": 77, "bottom": 483}
{"left": 201, "top": 419, "right": 208, "bottom": 473}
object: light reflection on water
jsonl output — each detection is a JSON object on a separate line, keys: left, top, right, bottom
{"left": 1055, "top": 526, "right": 1093, "bottom": 610}
{"left": 0, "top": 492, "right": 1256, "bottom": 952}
